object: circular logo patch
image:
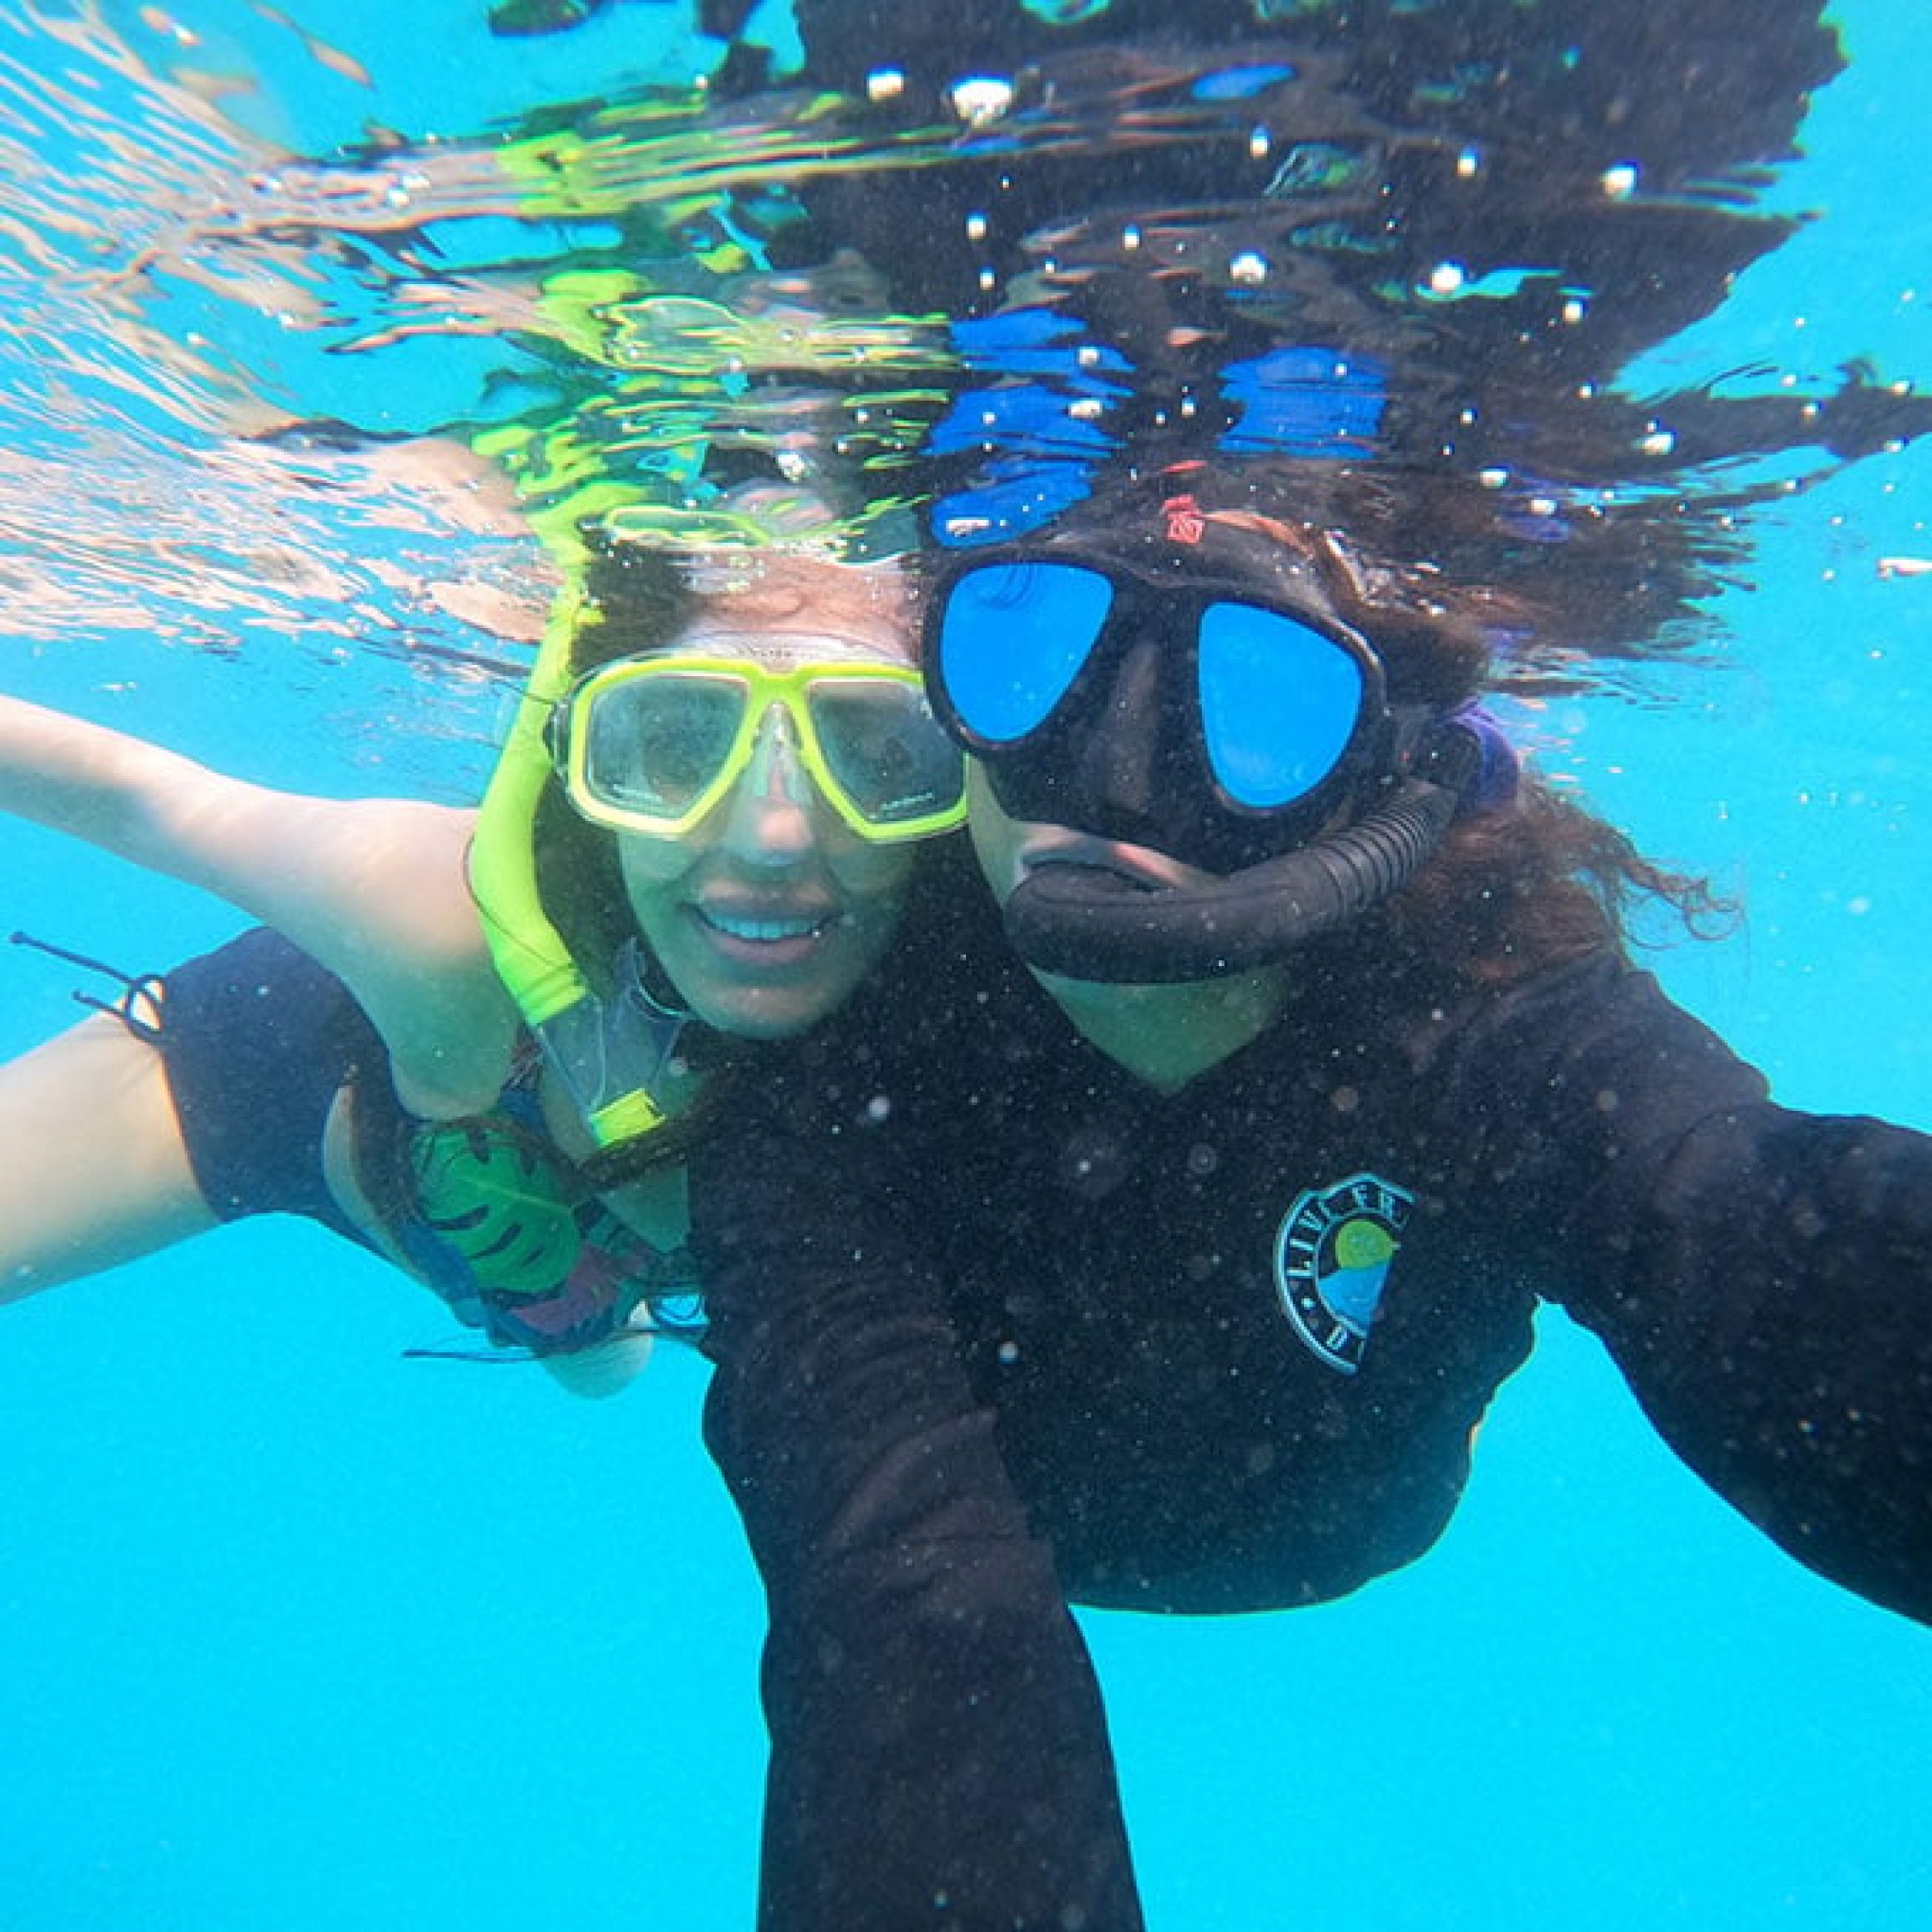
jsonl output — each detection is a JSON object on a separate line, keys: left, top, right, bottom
{"left": 1273, "top": 1171, "right": 1415, "bottom": 1374}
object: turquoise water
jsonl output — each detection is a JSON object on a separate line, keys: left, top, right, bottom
{"left": 2, "top": 3, "right": 1929, "bottom": 1926}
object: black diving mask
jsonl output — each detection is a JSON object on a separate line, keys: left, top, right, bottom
{"left": 927, "top": 547, "right": 1400, "bottom": 874}
{"left": 923, "top": 543, "right": 1490, "bottom": 982}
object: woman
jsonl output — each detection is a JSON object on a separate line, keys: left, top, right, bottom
{"left": 2, "top": 510, "right": 1151, "bottom": 1929}
{"left": 684, "top": 466, "right": 1932, "bottom": 1926}
{"left": 0, "top": 529, "right": 968, "bottom": 1397}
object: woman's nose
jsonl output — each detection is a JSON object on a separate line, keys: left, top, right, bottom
{"left": 713, "top": 705, "right": 821, "bottom": 865}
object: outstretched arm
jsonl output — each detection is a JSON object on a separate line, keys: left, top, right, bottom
{"left": 690, "top": 1118, "right": 1146, "bottom": 1931}
{"left": 1451, "top": 956, "right": 1932, "bottom": 1625}
{"left": 0, "top": 693, "right": 514, "bottom": 1117}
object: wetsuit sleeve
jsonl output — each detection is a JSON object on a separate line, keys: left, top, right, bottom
{"left": 1446, "top": 959, "right": 1932, "bottom": 1624}
{"left": 159, "top": 926, "right": 387, "bottom": 1247}
{"left": 687, "top": 1114, "right": 1146, "bottom": 1932}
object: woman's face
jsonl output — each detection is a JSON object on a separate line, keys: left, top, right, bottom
{"left": 613, "top": 607, "right": 922, "bottom": 1039}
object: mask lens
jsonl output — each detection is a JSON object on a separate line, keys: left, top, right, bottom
{"left": 580, "top": 672, "right": 745, "bottom": 820}
{"left": 807, "top": 679, "right": 967, "bottom": 827}
{"left": 937, "top": 561, "right": 1114, "bottom": 742}
{"left": 1198, "top": 603, "right": 1364, "bottom": 808}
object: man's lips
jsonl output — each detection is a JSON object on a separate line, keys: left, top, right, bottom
{"left": 1018, "top": 839, "right": 1189, "bottom": 894}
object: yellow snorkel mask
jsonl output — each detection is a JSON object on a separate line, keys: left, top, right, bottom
{"left": 469, "top": 564, "right": 966, "bottom": 1159}
{"left": 552, "top": 650, "right": 967, "bottom": 844}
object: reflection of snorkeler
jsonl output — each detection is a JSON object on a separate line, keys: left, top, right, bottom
{"left": 0, "top": 529, "right": 965, "bottom": 1395}
{"left": 488, "top": 0, "right": 782, "bottom": 101}
{"left": 687, "top": 465, "right": 1932, "bottom": 1926}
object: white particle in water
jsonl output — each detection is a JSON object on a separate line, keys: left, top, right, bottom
{"left": 951, "top": 76, "right": 1016, "bottom": 126}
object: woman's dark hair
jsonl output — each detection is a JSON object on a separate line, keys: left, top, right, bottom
{"left": 1382, "top": 781, "right": 1734, "bottom": 990}
{"left": 525, "top": 542, "right": 696, "bottom": 991}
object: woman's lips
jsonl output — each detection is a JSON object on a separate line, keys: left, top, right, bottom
{"left": 690, "top": 900, "right": 840, "bottom": 964}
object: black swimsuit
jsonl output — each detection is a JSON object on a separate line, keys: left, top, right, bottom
{"left": 157, "top": 927, "right": 699, "bottom": 1355}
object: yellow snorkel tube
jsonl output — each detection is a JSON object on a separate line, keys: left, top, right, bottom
{"left": 469, "top": 580, "right": 675, "bottom": 1154}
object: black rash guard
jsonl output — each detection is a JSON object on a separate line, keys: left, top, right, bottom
{"left": 687, "top": 863, "right": 1930, "bottom": 1926}
{"left": 695, "top": 882, "right": 1931, "bottom": 1621}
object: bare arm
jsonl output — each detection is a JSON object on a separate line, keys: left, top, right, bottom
{"left": 0, "top": 697, "right": 657, "bottom": 1392}
{"left": 0, "top": 693, "right": 515, "bottom": 1116}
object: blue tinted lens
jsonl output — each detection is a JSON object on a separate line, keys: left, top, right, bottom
{"left": 1198, "top": 603, "right": 1364, "bottom": 808}
{"left": 937, "top": 562, "right": 1114, "bottom": 742}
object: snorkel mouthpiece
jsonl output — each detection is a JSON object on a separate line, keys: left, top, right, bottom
{"left": 1002, "top": 725, "right": 1485, "bottom": 983}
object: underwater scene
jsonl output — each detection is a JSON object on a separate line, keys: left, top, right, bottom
{"left": 1, "top": 1, "right": 1927, "bottom": 1925}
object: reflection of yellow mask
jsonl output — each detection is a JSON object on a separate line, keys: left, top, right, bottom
{"left": 551, "top": 650, "right": 966, "bottom": 842}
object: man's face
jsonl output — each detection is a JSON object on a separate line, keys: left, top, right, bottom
{"left": 964, "top": 759, "right": 1224, "bottom": 910}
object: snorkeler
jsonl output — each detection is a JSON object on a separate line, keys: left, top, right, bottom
{"left": 0, "top": 528, "right": 967, "bottom": 1390}
{"left": 683, "top": 464, "right": 1932, "bottom": 1926}
{"left": 1, "top": 504, "right": 1150, "bottom": 1927}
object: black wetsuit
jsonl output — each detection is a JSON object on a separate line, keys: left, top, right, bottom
{"left": 151, "top": 914, "right": 1146, "bottom": 1930}
{"left": 685, "top": 849, "right": 1932, "bottom": 1928}
{"left": 151, "top": 890, "right": 1932, "bottom": 1930}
